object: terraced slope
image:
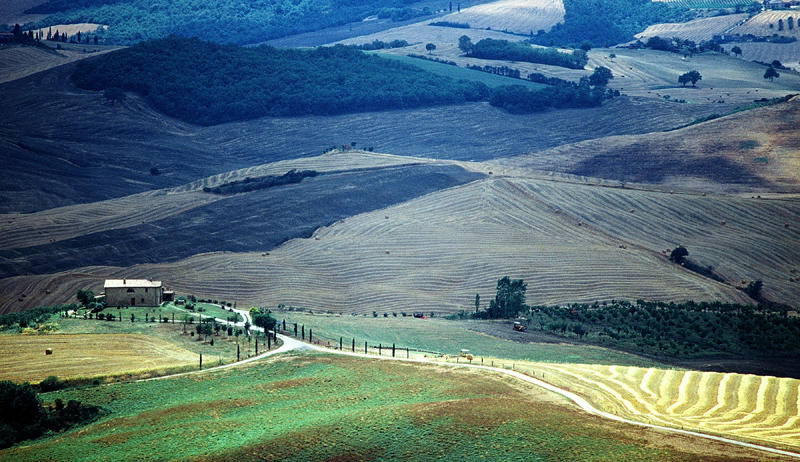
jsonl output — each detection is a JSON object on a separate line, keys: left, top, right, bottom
{"left": 499, "top": 95, "right": 800, "bottom": 193}
{"left": 434, "top": 0, "right": 564, "bottom": 35}
{"left": 1, "top": 175, "right": 757, "bottom": 314}
{"left": 636, "top": 13, "right": 748, "bottom": 42}
{"left": 521, "top": 362, "right": 800, "bottom": 451}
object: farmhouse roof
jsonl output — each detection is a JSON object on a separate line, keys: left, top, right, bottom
{"left": 104, "top": 279, "right": 162, "bottom": 288}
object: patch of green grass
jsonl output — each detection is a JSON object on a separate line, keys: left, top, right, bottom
{"left": 0, "top": 353, "right": 711, "bottom": 461}
{"left": 376, "top": 53, "right": 548, "bottom": 90}
{"left": 740, "top": 140, "right": 760, "bottom": 149}
{"left": 277, "top": 312, "right": 661, "bottom": 367}
{"left": 753, "top": 157, "right": 769, "bottom": 164}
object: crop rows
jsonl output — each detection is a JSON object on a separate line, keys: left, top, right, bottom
{"left": 525, "top": 362, "right": 800, "bottom": 449}
{"left": 434, "top": 0, "right": 564, "bottom": 36}
{"left": 731, "top": 11, "right": 800, "bottom": 37}
{"left": 636, "top": 14, "right": 748, "bottom": 42}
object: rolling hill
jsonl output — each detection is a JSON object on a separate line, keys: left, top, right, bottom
{"left": 499, "top": 95, "right": 800, "bottom": 192}
{"left": 3, "top": 158, "right": 771, "bottom": 314}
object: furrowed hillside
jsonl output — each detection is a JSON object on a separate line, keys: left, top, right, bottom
{"left": 499, "top": 95, "right": 800, "bottom": 192}
{"left": 1, "top": 48, "right": 732, "bottom": 213}
{"left": 5, "top": 155, "right": 776, "bottom": 314}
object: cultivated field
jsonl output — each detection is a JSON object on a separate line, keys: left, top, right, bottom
{"left": 514, "top": 362, "right": 800, "bottom": 451}
{"left": 0, "top": 333, "right": 198, "bottom": 383}
{"left": 31, "top": 23, "right": 107, "bottom": 38}
{"left": 499, "top": 95, "right": 800, "bottom": 192}
{"left": 1, "top": 58, "right": 730, "bottom": 214}
{"left": 728, "top": 41, "right": 800, "bottom": 71}
{"left": 636, "top": 13, "right": 749, "bottom": 42}
{"left": 0, "top": 44, "right": 118, "bottom": 84}
{"left": 587, "top": 47, "right": 800, "bottom": 102}
{"left": 434, "top": 0, "right": 564, "bottom": 35}
{"left": 335, "top": 19, "right": 525, "bottom": 48}
{"left": 3, "top": 173, "right": 762, "bottom": 314}
{"left": 730, "top": 11, "right": 800, "bottom": 38}
{"left": 0, "top": 0, "right": 47, "bottom": 26}
{"left": 0, "top": 352, "right": 779, "bottom": 461}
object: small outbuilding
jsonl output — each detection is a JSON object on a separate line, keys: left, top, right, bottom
{"left": 104, "top": 279, "right": 163, "bottom": 307}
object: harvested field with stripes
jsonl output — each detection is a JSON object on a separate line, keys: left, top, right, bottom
{"left": 3, "top": 174, "right": 763, "bottom": 314}
{"left": 730, "top": 11, "right": 800, "bottom": 38}
{"left": 728, "top": 41, "right": 800, "bottom": 71}
{"left": 514, "top": 362, "right": 800, "bottom": 451}
{"left": 0, "top": 333, "right": 198, "bottom": 383}
{"left": 636, "top": 14, "right": 748, "bottom": 42}
{"left": 499, "top": 95, "right": 800, "bottom": 193}
{"left": 434, "top": 0, "right": 564, "bottom": 35}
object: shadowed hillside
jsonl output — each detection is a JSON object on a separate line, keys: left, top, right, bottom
{"left": 499, "top": 96, "right": 800, "bottom": 192}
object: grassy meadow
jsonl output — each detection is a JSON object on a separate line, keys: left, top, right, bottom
{"left": 0, "top": 352, "right": 774, "bottom": 461}
{"left": 276, "top": 312, "right": 662, "bottom": 367}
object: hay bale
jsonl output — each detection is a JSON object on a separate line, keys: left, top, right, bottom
{"left": 45, "top": 348, "right": 53, "bottom": 355}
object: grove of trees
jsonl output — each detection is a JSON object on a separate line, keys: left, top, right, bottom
{"left": 72, "top": 37, "right": 490, "bottom": 125}
{"left": 678, "top": 70, "right": 702, "bottom": 87}
{"left": 525, "top": 299, "right": 800, "bottom": 359}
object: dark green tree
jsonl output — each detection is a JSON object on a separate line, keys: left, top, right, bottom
{"left": 474, "top": 293, "right": 480, "bottom": 313}
{"left": 731, "top": 45, "right": 742, "bottom": 57}
{"left": 253, "top": 311, "right": 277, "bottom": 331}
{"left": 588, "top": 66, "right": 613, "bottom": 87}
{"left": 579, "top": 40, "right": 592, "bottom": 51}
{"left": 458, "top": 35, "right": 473, "bottom": 54}
{"left": 744, "top": 280, "right": 763, "bottom": 300}
{"left": 487, "top": 276, "right": 527, "bottom": 318}
{"left": 764, "top": 67, "right": 779, "bottom": 82}
{"left": 425, "top": 43, "right": 436, "bottom": 54}
{"left": 670, "top": 246, "right": 688, "bottom": 264}
{"left": 678, "top": 70, "right": 701, "bottom": 87}
{"left": 76, "top": 289, "right": 94, "bottom": 306}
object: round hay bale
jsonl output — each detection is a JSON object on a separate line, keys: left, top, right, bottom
{"left": 45, "top": 348, "right": 53, "bottom": 355}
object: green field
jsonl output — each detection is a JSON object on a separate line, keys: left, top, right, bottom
{"left": 0, "top": 352, "right": 756, "bottom": 461}
{"left": 277, "top": 312, "right": 662, "bottom": 367}
{"left": 376, "top": 53, "right": 548, "bottom": 90}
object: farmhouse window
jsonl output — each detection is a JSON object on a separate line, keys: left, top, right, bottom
{"left": 141, "top": 298, "right": 144, "bottom": 303}
{"left": 145, "top": 288, "right": 148, "bottom": 293}
{"left": 127, "top": 288, "right": 135, "bottom": 293}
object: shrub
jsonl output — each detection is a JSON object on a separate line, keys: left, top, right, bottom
{"left": 38, "top": 376, "right": 63, "bottom": 393}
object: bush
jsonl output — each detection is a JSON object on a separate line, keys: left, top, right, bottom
{"left": 38, "top": 376, "right": 63, "bottom": 392}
